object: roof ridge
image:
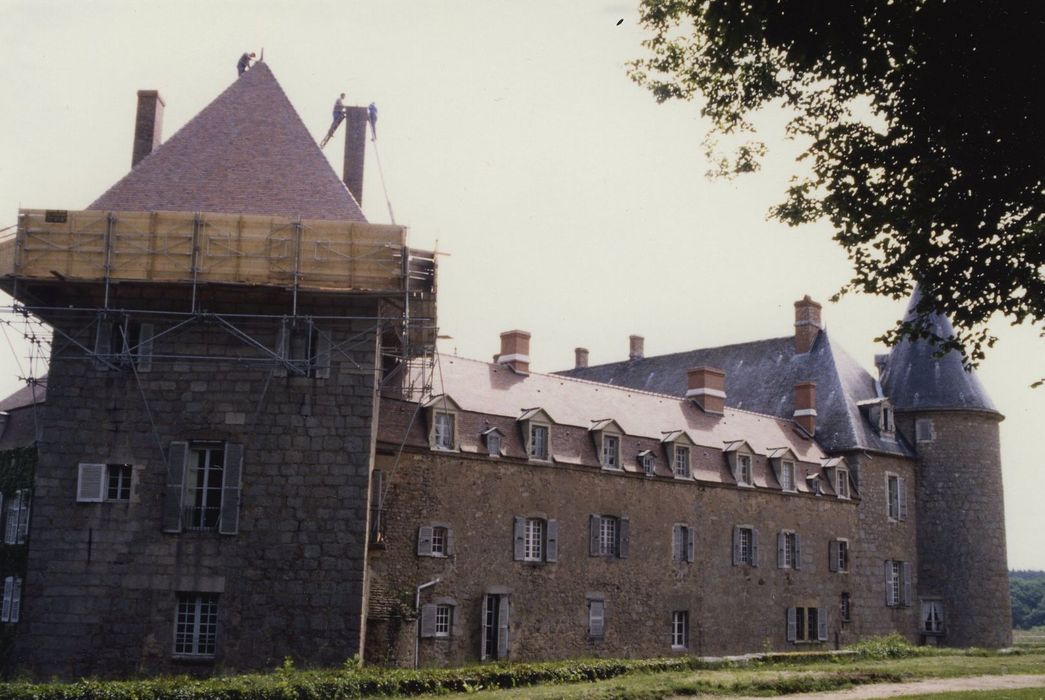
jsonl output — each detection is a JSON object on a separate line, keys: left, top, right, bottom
{"left": 563, "top": 334, "right": 793, "bottom": 374}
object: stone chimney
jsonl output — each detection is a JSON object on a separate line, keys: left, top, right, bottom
{"left": 575, "top": 347, "right": 589, "bottom": 369}
{"left": 794, "top": 295, "right": 823, "bottom": 354}
{"left": 132, "top": 90, "right": 165, "bottom": 167}
{"left": 342, "top": 106, "right": 369, "bottom": 205}
{"left": 498, "top": 330, "right": 531, "bottom": 374}
{"left": 629, "top": 335, "right": 644, "bottom": 361}
{"left": 794, "top": 381, "right": 817, "bottom": 436}
{"left": 686, "top": 366, "right": 726, "bottom": 414}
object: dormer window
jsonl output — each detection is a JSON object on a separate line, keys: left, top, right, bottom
{"left": 425, "top": 396, "right": 463, "bottom": 452}
{"left": 434, "top": 412, "right": 455, "bottom": 450}
{"left": 591, "top": 419, "right": 625, "bottom": 471}
{"left": 602, "top": 435, "right": 620, "bottom": 469}
{"left": 737, "top": 454, "right": 753, "bottom": 486}
{"left": 724, "top": 440, "right": 756, "bottom": 488}
{"left": 780, "top": 461, "right": 796, "bottom": 492}
{"left": 880, "top": 405, "right": 895, "bottom": 435}
{"left": 519, "top": 408, "right": 555, "bottom": 463}
{"left": 662, "top": 430, "right": 696, "bottom": 480}
{"left": 673, "top": 446, "right": 691, "bottom": 479}
{"left": 639, "top": 451, "right": 655, "bottom": 476}
{"left": 530, "top": 424, "right": 549, "bottom": 460}
{"left": 807, "top": 474, "right": 822, "bottom": 495}
{"left": 483, "top": 429, "right": 503, "bottom": 457}
{"left": 835, "top": 468, "right": 850, "bottom": 499}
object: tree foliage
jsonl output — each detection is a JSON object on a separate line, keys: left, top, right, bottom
{"left": 1012, "top": 571, "right": 1045, "bottom": 630}
{"left": 630, "top": 1, "right": 1044, "bottom": 367}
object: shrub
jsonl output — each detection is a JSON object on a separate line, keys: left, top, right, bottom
{"left": 846, "top": 634, "right": 929, "bottom": 660}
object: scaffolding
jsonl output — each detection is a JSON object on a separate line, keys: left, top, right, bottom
{"left": 0, "top": 208, "right": 438, "bottom": 402}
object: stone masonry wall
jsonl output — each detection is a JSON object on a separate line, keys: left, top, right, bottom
{"left": 13, "top": 285, "right": 381, "bottom": 678}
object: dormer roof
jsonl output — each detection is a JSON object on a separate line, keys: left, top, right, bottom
{"left": 590, "top": 418, "right": 624, "bottom": 434}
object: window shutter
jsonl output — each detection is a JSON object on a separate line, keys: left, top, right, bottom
{"left": 163, "top": 442, "right": 189, "bottom": 533}
{"left": 219, "top": 442, "right": 243, "bottom": 535}
{"left": 673, "top": 525, "right": 682, "bottom": 561}
{"left": 589, "top": 515, "right": 599, "bottom": 556}
{"left": 314, "top": 329, "right": 332, "bottom": 379}
{"left": 546, "top": 519, "right": 559, "bottom": 562}
{"left": 686, "top": 526, "right": 695, "bottom": 563}
{"left": 817, "top": 607, "right": 828, "bottom": 641}
{"left": 4, "top": 492, "right": 19, "bottom": 544}
{"left": 902, "top": 561, "right": 912, "bottom": 606}
{"left": 618, "top": 517, "right": 630, "bottom": 559}
{"left": 76, "top": 463, "right": 107, "bottom": 502}
{"left": 16, "top": 493, "right": 30, "bottom": 544}
{"left": 589, "top": 600, "right": 605, "bottom": 639}
{"left": 417, "top": 526, "right": 434, "bottom": 556}
{"left": 898, "top": 477, "right": 908, "bottom": 520}
{"left": 479, "top": 595, "right": 489, "bottom": 661}
{"left": 786, "top": 607, "right": 797, "bottom": 642}
{"left": 273, "top": 321, "right": 289, "bottom": 377}
{"left": 445, "top": 527, "right": 456, "bottom": 555}
{"left": 513, "top": 516, "right": 526, "bottom": 561}
{"left": 137, "top": 323, "right": 154, "bottom": 373}
{"left": 751, "top": 528, "right": 759, "bottom": 567}
{"left": 829, "top": 540, "right": 840, "bottom": 572}
{"left": 728, "top": 453, "right": 738, "bottom": 482}
{"left": 94, "top": 318, "right": 113, "bottom": 369}
{"left": 732, "top": 526, "right": 741, "bottom": 566}
{"left": 794, "top": 533, "right": 802, "bottom": 570}
{"left": 777, "top": 531, "right": 785, "bottom": 568}
{"left": 884, "top": 560, "right": 892, "bottom": 606}
{"left": 419, "top": 604, "right": 437, "bottom": 638}
{"left": 10, "top": 578, "right": 20, "bottom": 623}
{"left": 497, "top": 596, "right": 510, "bottom": 660}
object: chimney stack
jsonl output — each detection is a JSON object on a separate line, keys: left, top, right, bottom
{"left": 629, "top": 335, "right": 644, "bottom": 361}
{"left": 498, "top": 330, "right": 531, "bottom": 374}
{"left": 794, "top": 295, "right": 822, "bottom": 354}
{"left": 342, "top": 106, "right": 369, "bottom": 205}
{"left": 575, "top": 347, "right": 589, "bottom": 369}
{"left": 132, "top": 90, "right": 165, "bottom": 167}
{"left": 686, "top": 366, "right": 726, "bottom": 414}
{"left": 794, "top": 381, "right": 817, "bottom": 436}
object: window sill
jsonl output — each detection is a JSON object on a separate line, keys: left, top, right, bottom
{"left": 171, "top": 654, "right": 216, "bottom": 665}
{"left": 736, "top": 482, "right": 755, "bottom": 489}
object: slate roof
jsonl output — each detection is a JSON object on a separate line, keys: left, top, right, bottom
{"left": 0, "top": 382, "right": 44, "bottom": 449}
{"left": 560, "top": 332, "right": 912, "bottom": 457}
{"left": 880, "top": 292, "right": 998, "bottom": 414}
{"left": 0, "top": 382, "right": 45, "bottom": 412}
{"left": 89, "top": 63, "right": 366, "bottom": 221}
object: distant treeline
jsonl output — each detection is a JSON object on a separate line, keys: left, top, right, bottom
{"left": 1011, "top": 570, "right": 1045, "bottom": 629}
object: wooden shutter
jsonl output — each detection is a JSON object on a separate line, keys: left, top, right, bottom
{"left": 479, "top": 595, "right": 489, "bottom": 661}
{"left": 686, "top": 526, "right": 695, "bottom": 563}
{"left": 513, "top": 516, "right": 526, "bottom": 561}
{"left": 219, "top": 442, "right": 243, "bottom": 535}
{"left": 314, "top": 329, "right": 332, "bottom": 379}
{"left": 732, "top": 526, "right": 741, "bottom": 566}
{"left": 777, "top": 531, "right": 786, "bottom": 568}
{"left": 589, "top": 515, "right": 600, "bottom": 556}
{"left": 419, "top": 604, "right": 436, "bottom": 638}
{"left": 673, "top": 525, "right": 682, "bottom": 561}
{"left": 794, "top": 533, "right": 802, "bottom": 570}
{"left": 497, "top": 596, "right": 510, "bottom": 660}
{"left": 417, "top": 526, "right": 434, "bottom": 556}
{"left": 15, "top": 493, "right": 29, "bottom": 544}
{"left": 589, "top": 600, "right": 605, "bottom": 638}
{"left": 4, "top": 492, "right": 18, "bottom": 544}
{"left": 163, "top": 442, "right": 189, "bottom": 533}
{"left": 10, "top": 578, "right": 20, "bottom": 623}
{"left": 884, "top": 560, "right": 893, "bottom": 605}
{"left": 898, "top": 478, "right": 908, "bottom": 520}
{"left": 137, "top": 323, "right": 154, "bottom": 373}
{"left": 786, "top": 607, "right": 797, "bottom": 642}
{"left": 618, "top": 517, "right": 630, "bottom": 559}
{"left": 751, "top": 528, "right": 759, "bottom": 567}
{"left": 902, "top": 561, "right": 912, "bottom": 606}
{"left": 829, "top": 540, "right": 840, "bottom": 572}
{"left": 273, "top": 321, "right": 289, "bottom": 377}
{"left": 95, "top": 318, "right": 113, "bottom": 369}
{"left": 545, "top": 519, "right": 559, "bottom": 562}
{"left": 817, "top": 607, "right": 828, "bottom": 641}
{"left": 77, "top": 463, "right": 107, "bottom": 502}
{"left": 445, "top": 527, "right": 456, "bottom": 555}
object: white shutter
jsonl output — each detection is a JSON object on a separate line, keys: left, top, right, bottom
{"left": 786, "top": 607, "right": 797, "bottom": 642}
{"left": 817, "top": 607, "right": 828, "bottom": 641}
{"left": 479, "top": 595, "right": 490, "bottom": 661}
{"left": 4, "top": 492, "right": 18, "bottom": 544}
{"left": 589, "top": 515, "right": 600, "bottom": 556}
{"left": 94, "top": 318, "right": 113, "bottom": 369}
{"left": 898, "top": 477, "right": 908, "bottom": 520}
{"left": 513, "top": 516, "right": 526, "bottom": 561}
{"left": 618, "top": 517, "right": 630, "bottom": 559}
{"left": 445, "top": 527, "right": 455, "bottom": 555}
{"left": 751, "top": 528, "right": 759, "bottom": 567}
{"left": 219, "top": 443, "right": 243, "bottom": 535}
{"left": 829, "top": 540, "right": 840, "bottom": 572}
{"left": 777, "top": 531, "right": 786, "bottom": 568}
{"left": 16, "top": 493, "right": 30, "bottom": 544}
{"left": 732, "top": 526, "right": 741, "bottom": 566}
{"left": 673, "top": 525, "right": 682, "bottom": 562}
{"left": 419, "top": 604, "right": 436, "bottom": 638}
{"left": 496, "top": 596, "right": 510, "bottom": 660}
{"left": 588, "top": 600, "right": 605, "bottom": 639}
{"left": 545, "top": 519, "right": 559, "bottom": 562}
{"left": 162, "top": 442, "right": 188, "bottom": 533}
{"left": 417, "top": 526, "right": 434, "bottom": 556}
{"left": 686, "top": 526, "right": 695, "bottom": 563}
{"left": 885, "top": 560, "right": 893, "bottom": 606}
{"left": 902, "top": 561, "right": 912, "bottom": 607}
{"left": 10, "top": 578, "right": 21, "bottom": 623}
{"left": 1, "top": 577, "right": 11, "bottom": 622}
{"left": 794, "top": 533, "right": 802, "bottom": 570}
{"left": 77, "top": 464, "right": 107, "bottom": 502}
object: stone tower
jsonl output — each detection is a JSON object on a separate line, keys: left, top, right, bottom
{"left": 881, "top": 291, "right": 1012, "bottom": 648}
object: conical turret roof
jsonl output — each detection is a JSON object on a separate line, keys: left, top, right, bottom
{"left": 89, "top": 63, "right": 365, "bottom": 222}
{"left": 880, "top": 290, "right": 998, "bottom": 414}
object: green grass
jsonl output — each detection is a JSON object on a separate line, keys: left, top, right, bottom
{"left": 899, "top": 691, "right": 1045, "bottom": 699}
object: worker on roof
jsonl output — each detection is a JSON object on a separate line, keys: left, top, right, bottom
{"left": 237, "top": 52, "right": 256, "bottom": 76}
{"left": 320, "top": 93, "right": 348, "bottom": 147}
{"left": 368, "top": 102, "right": 378, "bottom": 140}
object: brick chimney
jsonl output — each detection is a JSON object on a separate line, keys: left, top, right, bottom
{"left": 794, "top": 295, "right": 823, "bottom": 354}
{"left": 498, "top": 330, "right": 531, "bottom": 374}
{"left": 132, "top": 90, "right": 165, "bottom": 167}
{"left": 794, "top": 381, "right": 817, "bottom": 436}
{"left": 575, "top": 347, "right": 589, "bottom": 369}
{"left": 629, "top": 335, "right": 644, "bottom": 361}
{"left": 686, "top": 366, "right": 726, "bottom": 414}
{"left": 342, "top": 106, "right": 368, "bottom": 205}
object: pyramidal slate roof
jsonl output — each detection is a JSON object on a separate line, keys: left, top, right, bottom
{"left": 880, "top": 292, "right": 998, "bottom": 414}
{"left": 89, "top": 63, "right": 366, "bottom": 221}
{"left": 559, "top": 332, "right": 912, "bottom": 457}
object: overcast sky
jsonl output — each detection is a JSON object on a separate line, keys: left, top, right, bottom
{"left": 1, "top": 1, "right": 1041, "bottom": 569}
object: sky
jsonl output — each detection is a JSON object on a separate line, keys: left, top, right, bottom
{"left": 1, "top": 1, "right": 1042, "bottom": 569}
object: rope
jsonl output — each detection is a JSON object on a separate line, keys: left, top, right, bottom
{"left": 370, "top": 136, "right": 397, "bottom": 225}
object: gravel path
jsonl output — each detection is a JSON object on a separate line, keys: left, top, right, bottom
{"left": 724, "top": 674, "right": 1045, "bottom": 699}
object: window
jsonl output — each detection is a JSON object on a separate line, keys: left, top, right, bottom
{"left": 107, "top": 464, "right": 133, "bottom": 500}
{"left": 97, "top": 317, "right": 154, "bottom": 371}
{"left": 922, "top": 600, "right": 944, "bottom": 635}
{"left": 881, "top": 406, "right": 895, "bottom": 434}
{"left": 780, "top": 460, "right": 796, "bottom": 491}
{"left": 513, "top": 516, "right": 558, "bottom": 563}
{"left": 481, "top": 594, "right": 510, "bottom": 661}
{"left": 433, "top": 412, "right": 455, "bottom": 450}
{"left": 672, "top": 524, "right": 694, "bottom": 563}
{"left": 778, "top": 530, "right": 800, "bottom": 570}
{"left": 602, "top": 435, "right": 620, "bottom": 469}
{"left": 485, "top": 431, "right": 502, "bottom": 456}
{"left": 435, "top": 604, "right": 452, "bottom": 636}
{"left": 732, "top": 525, "right": 758, "bottom": 566}
{"left": 174, "top": 593, "right": 218, "bottom": 657}
{"left": 588, "top": 598, "right": 605, "bottom": 639}
{"left": 529, "top": 424, "right": 549, "bottom": 460}
{"left": 886, "top": 473, "right": 908, "bottom": 521}
{"left": 835, "top": 468, "right": 850, "bottom": 499}
{"left": 420, "top": 601, "right": 456, "bottom": 638}
{"left": 841, "top": 592, "right": 851, "bottom": 622}
{"left": 186, "top": 445, "right": 224, "bottom": 531}
{"left": 275, "top": 322, "right": 330, "bottom": 378}
{"left": 1, "top": 577, "right": 21, "bottom": 623}
{"left": 417, "top": 524, "right": 453, "bottom": 557}
{"left": 915, "top": 419, "right": 935, "bottom": 443}
{"left": 673, "top": 446, "right": 691, "bottom": 479}
{"left": 640, "top": 451, "right": 655, "bottom": 476}
{"left": 788, "top": 606, "right": 827, "bottom": 643}
{"left": 737, "top": 454, "right": 753, "bottom": 486}
{"left": 4, "top": 489, "right": 30, "bottom": 545}
{"left": 589, "top": 514, "right": 629, "bottom": 558}
{"left": 885, "top": 560, "right": 912, "bottom": 607}
{"left": 829, "top": 539, "right": 849, "bottom": 573}
{"left": 369, "top": 470, "right": 385, "bottom": 546}
{"left": 671, "top": 610, "right": 688, "bottom": 650}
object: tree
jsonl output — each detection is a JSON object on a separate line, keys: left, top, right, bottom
{"left": 630, "top": 1, "right": 1043, "bottom": 369}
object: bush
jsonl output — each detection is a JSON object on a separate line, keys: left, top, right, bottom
{"left": 846, "top": 634, "right": 929, "bottom": 660}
